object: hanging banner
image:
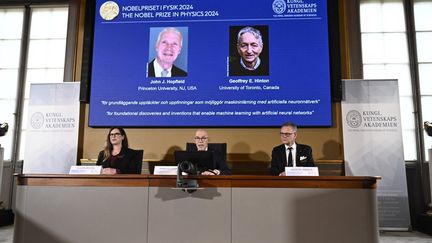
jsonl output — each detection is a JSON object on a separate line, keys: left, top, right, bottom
{"left": 341, "top": 79, "right": 410, "bottom": 230}
{"left": 23, "top": 83, "right": 80, "bottom": 174}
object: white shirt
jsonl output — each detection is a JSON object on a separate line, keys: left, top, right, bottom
{"left": 153, "top": 59, "right": 172, "bottom": 77}
{"left": 284, "top": 143, "right": 297, "bottom": 167}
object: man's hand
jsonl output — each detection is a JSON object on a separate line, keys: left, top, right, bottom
{"left": 201, "top": 169, "right": 220, "bottom": 175}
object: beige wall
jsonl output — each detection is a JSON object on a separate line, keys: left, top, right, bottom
{"left": 77, "top": 0, "right": 348, "bottom": 163}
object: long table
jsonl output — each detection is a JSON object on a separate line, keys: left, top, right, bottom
{"left": 14, "top": 174, "right": 380, "bottom": 243}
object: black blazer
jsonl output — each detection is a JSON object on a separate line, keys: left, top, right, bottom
{"left": 97, "top": 148, "right": 143, "bottom": 174}
{"left": 270, "top": 143, "right": 315, "bottom": 175}
{"left": 186, "top": 143, "right": 231, "bottom": 175}
{"left": 147, "top": 59, "right": 187, "bottom": 77}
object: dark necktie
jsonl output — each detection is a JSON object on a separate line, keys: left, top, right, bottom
{"left": 287, "top": 147, "right": 293, "bottom": 167}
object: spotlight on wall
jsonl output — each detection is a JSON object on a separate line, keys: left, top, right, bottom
{"left": 0, "top": 123, "right": 8, "bottom": 137}
{"left": 425, "top": 121, "right": 432, "bottom": 137}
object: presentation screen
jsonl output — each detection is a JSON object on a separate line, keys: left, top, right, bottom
{"left": 89, "top": 0, "right": 333, "bottom": 127}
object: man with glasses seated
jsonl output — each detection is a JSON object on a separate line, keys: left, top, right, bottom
{"left": 270, "top": 122, "right": 315, "bottom": 176}
{"left": 187, "top": 129, "right": 231, "bottom": 175}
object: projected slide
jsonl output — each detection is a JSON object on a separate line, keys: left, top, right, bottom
{"left": 89, "top": 0, "right": 332, "bottom": 127}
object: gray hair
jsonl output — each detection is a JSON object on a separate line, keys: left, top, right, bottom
{"left": 156, "top": 27, "right": 183, "bottom": 47}
{"left": 281, "top": 122, "right": 297, "bottom": 132}
{"left": 237, "top": 26, "right": 263, "bottom": 47}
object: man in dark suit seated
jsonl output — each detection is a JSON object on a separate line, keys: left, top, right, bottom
{"left": 147, "top": 27, "right": 187, "bottom": 77}
{"left": 188, "top": 129, "right": 231, "bottom": 175}
{"left": 271, "top": 122, "right": 315, "bottom": 176}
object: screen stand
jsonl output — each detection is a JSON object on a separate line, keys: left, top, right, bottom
{"left": 176, "top": 179, "right": 199, "bottom": 193}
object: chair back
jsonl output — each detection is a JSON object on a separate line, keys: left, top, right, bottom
{"left": 135, "top": 149, "right": 144, "bottom": 174}
{"left": 186, "top": 143, "right": 227, "bottom": 165}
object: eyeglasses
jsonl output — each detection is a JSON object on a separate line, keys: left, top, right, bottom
{"left": 280, "top": 132, "right": 295, "bottom": 137}
{"left": 109, "top": 132, "right": 122, "bottom": 137}
{"left": 194, "top": 136, "right": 208, "bottom": 141}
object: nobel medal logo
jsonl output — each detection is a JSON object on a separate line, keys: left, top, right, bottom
{"left": 100, "top": 1, "right": 120, "bottom": 21}
{"left": 346, "top": 110, "right": 362, "bottom": 128}
{"left": 272, "top": 0, "right": 287, "bottom": 14}
{"left": 31, "top": 112, "right": 44, "bottom": 129}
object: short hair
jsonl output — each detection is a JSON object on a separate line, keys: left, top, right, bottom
{"left": 195, "top": 128, "right": 209, "bottom": 138}
{"left": 281, "top": 122, "right": 297, "bottom": 132}
{"left": 156, "top": 27, "right": 183, "bottom": 47}
{"left": 237, "top": 26, "right": 263, "bottom": 48}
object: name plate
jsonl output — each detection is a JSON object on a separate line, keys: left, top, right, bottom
{"left": 285, "top": 167, "right": 319, "bottom": 176}
{"left": 153, "top": 166, "right": 178, "bottom": 175}
{"left": 69, "top": 166, "right": 102, "bottom": 175}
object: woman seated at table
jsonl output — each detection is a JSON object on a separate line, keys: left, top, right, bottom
{"left": 97, "top": 127, "right": 141, "bottom": 174}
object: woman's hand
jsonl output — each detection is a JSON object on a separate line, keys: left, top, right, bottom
{"left": 101, "top": 168, "right": 117, "bottom": 175}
